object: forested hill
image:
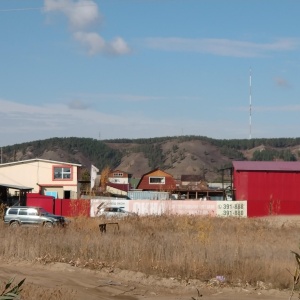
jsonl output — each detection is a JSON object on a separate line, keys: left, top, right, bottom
{"left": 1, "top": 136, "right": 300, "bottom": 182}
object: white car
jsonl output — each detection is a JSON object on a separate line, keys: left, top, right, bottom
{"left": 98, "top": 207, "right": 135, "bottom": 218}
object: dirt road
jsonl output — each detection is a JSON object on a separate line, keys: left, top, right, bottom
{"left": 0, "top": 260, "right": 294, "bottom": 300}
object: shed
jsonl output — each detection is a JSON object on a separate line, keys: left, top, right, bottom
{"left": 0, "top": 183, "right": 33, "bottom": 206}
{"left": 232, "top": 161, "right": 300, "bottom": 217}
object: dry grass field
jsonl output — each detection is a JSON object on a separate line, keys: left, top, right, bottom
{"left": 1, "top": 215, "right": 300, "bottom": 299}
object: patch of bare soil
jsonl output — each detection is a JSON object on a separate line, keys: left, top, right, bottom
{"left": 0, "top": 260, "right": 293, "bottom": 300}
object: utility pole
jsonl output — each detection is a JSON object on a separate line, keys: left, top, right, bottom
{"left": 249, "top": 68, "right": 252, "bottom": 139}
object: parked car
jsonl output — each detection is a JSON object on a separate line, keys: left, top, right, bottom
{"left": 3, "top": 206, "right": 67, "bottom": 228}
{"left": 98, "top": 206, "right": 136, "bottom": 218}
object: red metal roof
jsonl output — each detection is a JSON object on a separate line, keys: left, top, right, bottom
{"left": 233, "top": 161, "right": 300, "bottom": 172}
{"left": 107, "top": 183, "right": 130, "bottom": 192}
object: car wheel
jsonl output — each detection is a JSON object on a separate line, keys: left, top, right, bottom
{"left": 44, "top": 222, "right": 53, "bottom": 228}
{"left": 10, "top": 221, "right": 20, "bottom": 228}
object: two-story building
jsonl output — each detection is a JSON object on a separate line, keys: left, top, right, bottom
{"left": 0, "top": 158, "right": 82, "bottom": 200}
{"left": 108, "top": 169, "right": 132, "bottom": 184}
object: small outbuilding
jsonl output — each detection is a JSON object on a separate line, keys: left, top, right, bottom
{"left": 232, "top": 161, "right": 300, "bottom": 217}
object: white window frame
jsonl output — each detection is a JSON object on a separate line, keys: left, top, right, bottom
{"left": 149, "top": 177, "right": 165, "bottom": 184}
{"left": 54, "top": 167, "right": 71, "bottom": 180}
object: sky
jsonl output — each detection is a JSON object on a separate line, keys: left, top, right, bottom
{"left": 0, "top": 0, "right": 300, "bottom": 147}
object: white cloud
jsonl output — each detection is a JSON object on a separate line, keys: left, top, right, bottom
{"left": 44, "top": 0, "right": 100, "bottom": 29}
{"left": 234, "top": 104, "right": 300, "bottom": 112}
{"left": 0, "top": 98, "right": 245, "bottom": 146}
{"left": 73, "top": 32, "right": 130, "bottom": 56}
{"left": 142, "top": 37, "right": 300, "bottom": 57}
{"left": 66, "top": 93, "right": 200, "bottom": 102}
{"left": 255, "top": 105, "right": 300, "bottom": 112}
{"left": 68, "top": 99, "right": 89, "bottom": 110}
{"left": 73, "top": 31, "right": 105, "bottom": 55}
{"left": 108, "top": 37, "right": 131, "bottom": 55}
{"left": 1, "top": 97, "right": 300, "bottom": 147}
{"left": 43, "top": 0, "right": 131, "bottom": 56}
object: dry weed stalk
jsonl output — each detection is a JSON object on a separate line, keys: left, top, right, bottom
{"left": 191, "top": 288, "right": 203, "bottom": 300}
{"left": 288, "top": 250, "right": 300, "bottom": 300}
{"left": 0, "top": 277, "right": 25, "bottom": 299}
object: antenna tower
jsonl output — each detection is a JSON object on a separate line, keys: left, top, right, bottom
{"left": 249, "top": 68, "right": 252, "bottom": 139}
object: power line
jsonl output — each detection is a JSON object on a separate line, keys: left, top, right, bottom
{"left": 0, "top": 3, "right": 97, "bottom": 12}
{"left": 0, "top": 7, "right": 43, "bottom": 12}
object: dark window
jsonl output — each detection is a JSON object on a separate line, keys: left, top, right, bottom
{"left": 19, "top": 209, "right": 27, "bottom": 215}
{"left": 149, "top": 177, "right": 165, "bottom": 184}
{"left": 8, "top": 208, "right": 18, "bottom": 215}
{"left": 64, "top": 190, "right": 71, "bottom": 199}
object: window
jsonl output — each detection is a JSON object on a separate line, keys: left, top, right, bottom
{"left": 19, "top": 209, "right": 28, "bottom": 215}
{"left": 113, "top": 173, "right": 123, "bottom": 177}
{"left": 149, "top": 177, "right": 165, "bottom": 184}
{"left": 8, "top": 208, "right": 18, "bottom": 215}
{"left": 54, "top": 166, "right": 71, "bottom": 180}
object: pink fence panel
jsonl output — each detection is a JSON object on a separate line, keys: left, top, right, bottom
{"left": 128, "top": 200, "right": 218, "bottom": 216}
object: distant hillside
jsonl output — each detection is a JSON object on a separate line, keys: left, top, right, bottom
{"left": 1, "top": 136, "right": 300, "bottom": 182}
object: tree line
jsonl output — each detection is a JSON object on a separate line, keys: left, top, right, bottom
{"left": 2, "top": 136, "right": 299, "bottom": 176}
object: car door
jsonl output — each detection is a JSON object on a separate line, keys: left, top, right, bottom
{"left": 112, "top": 207, "right": 120, "bottom": 217}
{"left": 4, "top": 208, "right": 18, "bottom": 224}
{"left": 18, "top": 208, "right": 29, "bottom": 224}
{"left": 106, "top": 207, "right": 114, "bottom": 217}
{"left": 27, "top": 208, "right": 40, "bottom": 225}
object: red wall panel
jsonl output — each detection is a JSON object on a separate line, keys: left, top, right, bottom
{"left": 234, "top": 170, "right": 300, "bottom": 217}
{"left": 54, "top": 199, "right": 90, "bottom": 217}
{"left": 26, "top": 193, "right": 54, "bottom": 213}
{"left": 26, "top": 193, "right": 90, "bottom": 217}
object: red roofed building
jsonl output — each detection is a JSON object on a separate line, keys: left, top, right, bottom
{"left": 232, "top": 161, "right": 300, "bottom": 217}
{"left": 136, "top": 168, "right": 176, "bottom": 192}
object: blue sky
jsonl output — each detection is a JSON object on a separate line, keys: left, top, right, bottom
{"left": 0, "top": 0, "right": 300, "bottom": 147}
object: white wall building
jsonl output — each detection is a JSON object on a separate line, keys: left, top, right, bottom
{"left": 108, "top": 169, "right": 131, "bottom": 184}
{"left": 0, "top": 159, "right": 82, "bottom": 199}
